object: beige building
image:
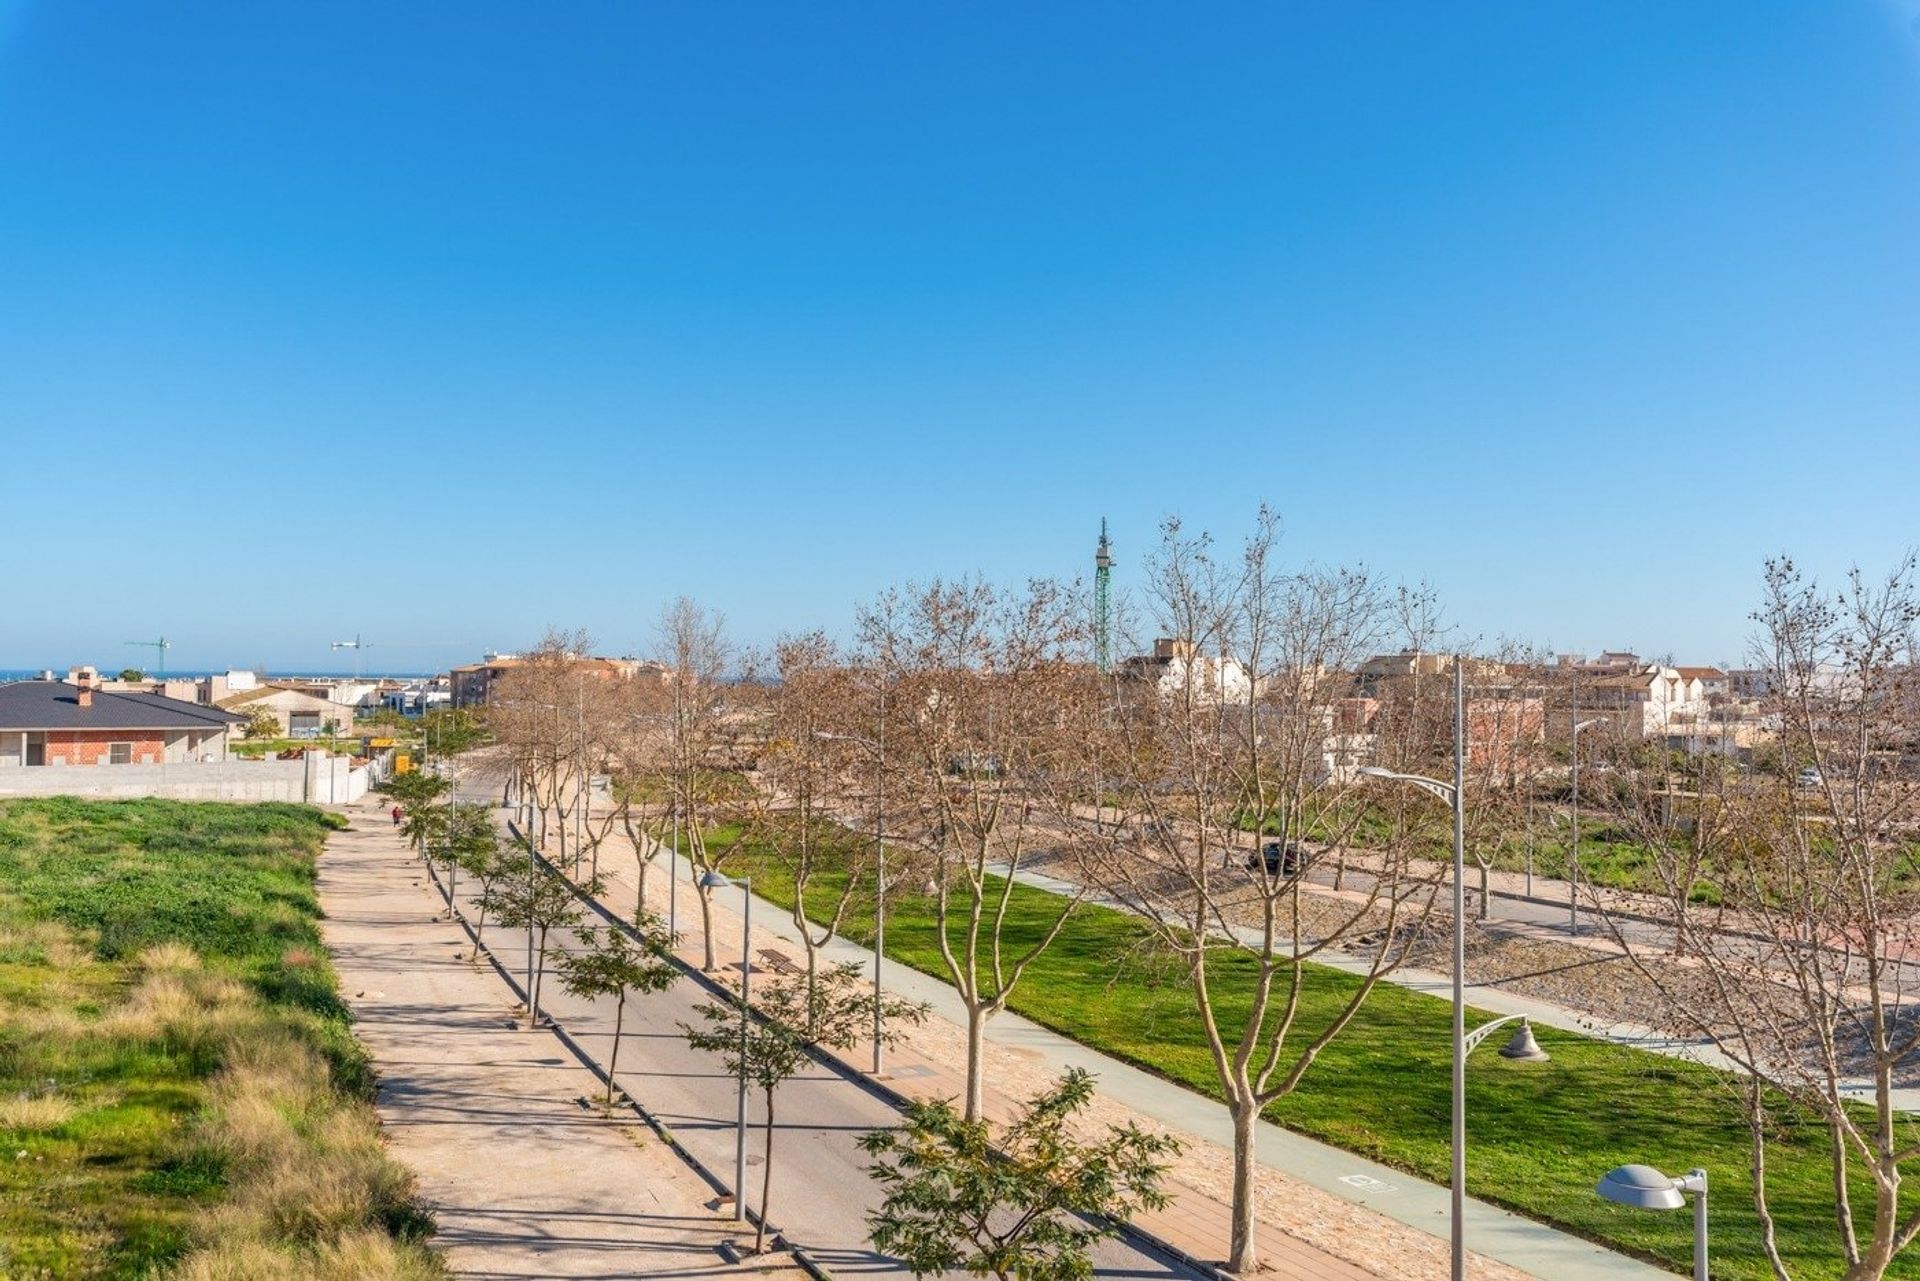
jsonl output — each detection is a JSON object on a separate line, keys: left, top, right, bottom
{"left": 216, "top": 685, "right": 356, "bottom": 738}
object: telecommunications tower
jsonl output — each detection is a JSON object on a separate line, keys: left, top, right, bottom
{"left": 1094, "top": 519, "right": 1114, "bottom": 674}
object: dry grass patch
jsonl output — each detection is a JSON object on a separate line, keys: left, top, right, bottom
{"left": 0, "top": 1093, "right": 77, "bottom": 1131}
{"left": 171, "top": 1228, "right": 445, "bottom": 1281}
{"left": 0, "top": 798, "right": 442, "bottom": 1280}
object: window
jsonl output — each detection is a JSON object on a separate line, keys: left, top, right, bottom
{"left": 109, "top": 742, "right": 133, "bottom": 765}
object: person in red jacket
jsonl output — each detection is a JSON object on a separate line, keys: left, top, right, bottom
{"left": 391, "top": 804, "right": 404, "bottom": 828}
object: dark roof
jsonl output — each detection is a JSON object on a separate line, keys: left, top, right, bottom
{"left": 0, "top": 681, "right": 246, "bottom": 731}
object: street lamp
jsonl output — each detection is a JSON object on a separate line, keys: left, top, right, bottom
{"left": 814, "top": 726, "right": 889, "bottom": 1076}
{"left": 700, "top": 868, "right": 752, "bottom": 1223}
{"left": 1596, "top": 1164, "right": 1708, "bottom": 1281}
{"left": 1464, "top": 1013, "right": 1549, "bottom": 1063}
{"left": 1569, "top": 716, "right": 1608, "bottom": 936}
{"left": 1356, "top": 656, "right": 1471, "bottom": 1281}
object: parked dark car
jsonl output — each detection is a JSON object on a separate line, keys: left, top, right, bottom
{"left": 1247, "top": 840, "right": 1308, "bottom": 877}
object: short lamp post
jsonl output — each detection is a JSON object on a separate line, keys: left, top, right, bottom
{"left": 699, "top": 868, "right": 751, "bottom": 1223}
{"left": 1597, "top": 1164, "right": 1708, "bottom": 1281}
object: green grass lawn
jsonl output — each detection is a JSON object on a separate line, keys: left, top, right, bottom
{"left": 684, "top": 820, "right": 1916, "bottom": 1280}
{"left": 0, "top": 797, "right": 440, "bottom": 1280}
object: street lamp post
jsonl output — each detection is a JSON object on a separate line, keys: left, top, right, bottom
{"left": 576, "top": 680, "right": 587, "bottom": 878}
{"left": 700, "top": 869, "right": 751, "bottom": 1223}
{"left": 1357, "top": 656, "right": 1471, "bottom": 1281}
{"left": 1569, "top": 716, "right": 1608, "bottom": 936}
{"left": 1597, "top": 1164, "right": 1708, "bottom": 1281}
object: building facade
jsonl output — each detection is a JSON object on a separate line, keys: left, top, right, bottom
{"left": 0, "top": 673, "right": 243, "bottom": 768}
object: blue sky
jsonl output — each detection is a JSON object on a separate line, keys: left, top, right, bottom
{"left": 3, "top": 3, "right": 1918, "bottom": 673}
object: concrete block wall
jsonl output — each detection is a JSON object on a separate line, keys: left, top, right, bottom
{"left": 0, "top": 755, "right": 371, "bottom": 804}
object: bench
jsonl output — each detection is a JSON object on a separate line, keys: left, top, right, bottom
{"left": 755, "top": 947, "right": 804, "bottom": 977}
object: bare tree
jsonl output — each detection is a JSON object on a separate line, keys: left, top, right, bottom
{"left": 1074, "top": 511, "right": 1444, "bottom": 1274}
{"left": 739, "top": 632, "right": 872, "bottom": 1017}
{"left": 867, "top": 577, "right": 1095, "bottom": 1121}
{"left": 606, "top": 672, "right": 676, "bottom": 919}
{"left": 1601, "top": 554, "right": 1920, "bottom": 1281}
{"left": 1458, "top": 646, "right": 1551, "bottom": 919}
{"left": 657, "top": 597, "right": 744, "bottom": 971}
{"left": 490, "top": 628, "right": 596, "bottom": 866}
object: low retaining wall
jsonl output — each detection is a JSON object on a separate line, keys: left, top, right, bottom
{"left": 0, "top": 753, "right": 371, "bottom": 803}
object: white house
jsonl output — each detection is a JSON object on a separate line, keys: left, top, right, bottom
{"left": 1579, "top": 664, "right": 1709, "bottom": 738}
{"left": 1118, "top": 638, "right": 1256, "bottom": 705}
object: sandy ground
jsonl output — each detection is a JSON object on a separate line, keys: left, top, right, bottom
{"left": 319, "top": 802, "right": 809, "bottom": 1281}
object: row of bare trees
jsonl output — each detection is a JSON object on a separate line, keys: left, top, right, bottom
{"left": 481, "top": 520, "right": 1920, "bottom": 1280}
{"left": 484, "top": 518, "right": 1464, "bottom": 1273}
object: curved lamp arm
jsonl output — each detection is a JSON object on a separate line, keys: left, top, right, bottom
{"left": 1462, "top": 1013, "right": 1526, "bottom": 1057}
{"left": 1356, "top": 765, "right": 1457, "bottom": 805}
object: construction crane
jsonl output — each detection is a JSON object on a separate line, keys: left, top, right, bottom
{"left": 328, "top": 636, "right": 463, "bottom": 681}
{"left": 330, "top": 635, "right": 369, "bottom": 680}
{"left": 1094, "top": 519, "right": 1114, "bottom": 674}
{"left": 123, "top": 635, "right": 171, "bottom": 679}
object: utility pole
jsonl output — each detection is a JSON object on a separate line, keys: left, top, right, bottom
{"left": 1094, "top": 519, "right": 1114, "bottom": 675}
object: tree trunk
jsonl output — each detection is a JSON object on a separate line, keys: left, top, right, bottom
{"left": 964, "top": 1002, "right": 987, "bottom": 1122}
{"left": 1844, "top": 1251, "right": 1892, "bottom": 1281}
{"left": 628, "top": 818, "right": 650, "bottom": 916}
{"left": 605, "top": 995, "right": 625, "bottom": 1115}
{"left": 1227, "top": 1096, "right": 1259, "bottom": 1273}
{"left": 756, "top": 1088, "right": 776, "bottom": 1255}
{"left": 697, "top": 882, "right": 717, "bottom": 971}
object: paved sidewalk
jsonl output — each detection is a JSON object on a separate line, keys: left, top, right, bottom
{"left": 319, "top": 802, "right": 805, "bottom": 1280}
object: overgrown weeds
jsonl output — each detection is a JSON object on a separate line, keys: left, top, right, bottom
{"left": 0, "top": 798, "right": 441, "bottom": 1279}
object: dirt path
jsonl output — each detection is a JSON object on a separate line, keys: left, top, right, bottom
{"left": 318, "top": 801, "right": 805, "bottom": 1281}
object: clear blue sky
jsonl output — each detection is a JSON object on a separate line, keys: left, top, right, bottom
{"left": 3, "top": 2, "right": 1918, "bottom": 674}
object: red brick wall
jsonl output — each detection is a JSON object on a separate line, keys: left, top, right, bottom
{"left": 44, "top": 730, "right": 167, "bottom": 766}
